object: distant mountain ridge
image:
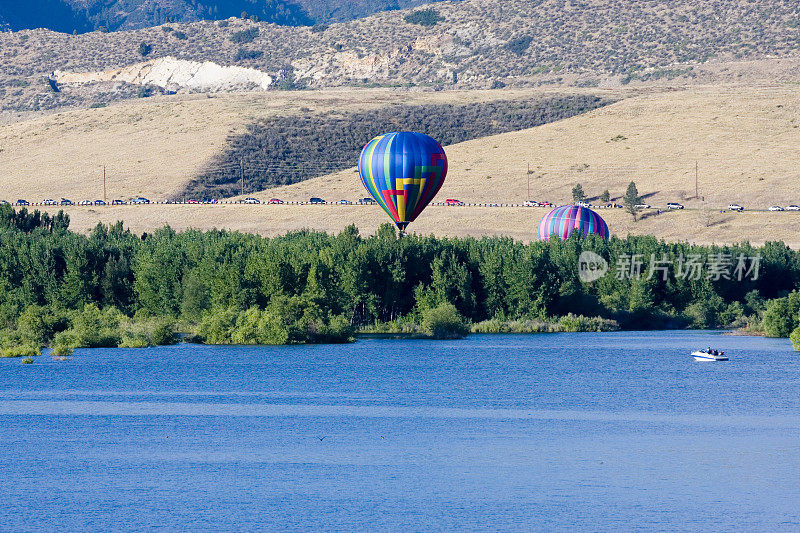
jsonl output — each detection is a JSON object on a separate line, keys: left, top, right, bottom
{"left": 0, "top": 0, "right": 445, "bottom": 32}
{"left": 0, "top": 0, "right": 94, "bottom": 33}
{"left": 3, "top": 0, "right": 800, "bottom": 114}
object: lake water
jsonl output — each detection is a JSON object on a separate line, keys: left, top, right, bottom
{"left": 1, "top": 331, "right": 799, "bottom": 532}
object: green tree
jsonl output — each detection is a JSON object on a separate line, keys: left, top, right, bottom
{"left": 133, "top": 227, "right": 186, "bottom": 316}
{"left": 624, "top": 181, "right": 641, "bottom": 220}
{"left": 181, "top": 269, "right": 210, "bottom": 319}
{"left": 429, "top": 251, "right": 476, "bottom": 318}
{"left": 68, "top": 303, "right": 123, "bottom": 348}
{"left": 572, "top": 183, "right": 586, "bottom": 203}
{"left": 420, "top": 303, "right": 470, "bottom": 339}
{"left": 601, "top": 190, "right": 610, "bottom": 203}
{"left": 762, "top": 291, "right": 800, "bottom": 337}
{"left": 790, "top": 325, "right": 800, "bottom": 351}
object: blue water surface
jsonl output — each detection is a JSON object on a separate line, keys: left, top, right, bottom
{"left": 1, "top": 331, "right": 799, "bottom": 532}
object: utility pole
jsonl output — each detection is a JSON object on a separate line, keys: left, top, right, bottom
{"left": 695, "top": 161, "right": 698, "bottom": 199}
{"left": 527, "top": 163, "right": 530, "bottom": 199}
{"left": 103, "top": 165, "right": 107, "bottom": 204}
{"left": 240, "top": 159, "right": 244, "bottom": 196}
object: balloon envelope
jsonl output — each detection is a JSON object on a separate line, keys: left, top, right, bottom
{"left": 358, "top": 132, "right": 448, "bottom": 231}
{"left": 538, "top": 205, "right": 610, "bottom": 241}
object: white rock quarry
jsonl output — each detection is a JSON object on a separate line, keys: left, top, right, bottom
{"left": 292, "top": 49, "right": 395, "bottom": 83}
{"left": 52, "top": 56, "right": 273, "bottom": 92}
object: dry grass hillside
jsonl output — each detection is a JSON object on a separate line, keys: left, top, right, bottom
{"left": 243, "top": 86, "right": 800, "bottom": 210}
{"left": 3, "top": 0, "right": 800, "bottom": 112}
{"left": 0, "top": 87, "right": 597, "bottom": 201}
{"left": 16, "top": 84, "right": 800, "bottom": 246}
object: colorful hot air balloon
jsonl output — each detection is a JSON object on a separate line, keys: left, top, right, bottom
{"left": 538, "top": 205, "right": 610, "bottom": 241}
{"left": 358, "top": 132, "right": 448, "bottom": 232}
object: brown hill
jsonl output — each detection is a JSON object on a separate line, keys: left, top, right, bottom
{"left": 242, "top": 85, "right": 800, "bottom": 210}
{"left": 3, "top": 0, "right": 800, "bottom": 113}
{"left": 10, "top": 84, "right": 800, "bottom": 246}
{"left": 1, "top": 87, "right": 595, "bottom": 201}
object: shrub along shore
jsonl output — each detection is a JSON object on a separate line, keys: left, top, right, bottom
{"left": 2, "top": 206, "right": 800, "bottom": 358}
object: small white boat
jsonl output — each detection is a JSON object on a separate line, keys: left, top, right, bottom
{"left": 692, "top": 350, "right": 729, "bottom": 362}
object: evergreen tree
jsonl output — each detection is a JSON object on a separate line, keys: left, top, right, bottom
{"left": 624, "top": 181, "right": 641, "bottom": 220}
{"left": 572, "top": 183, "right": 585, "bottom": 203}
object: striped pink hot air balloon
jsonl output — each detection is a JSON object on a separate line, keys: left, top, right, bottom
{"left": 538, "top": 205, "right": 610, "bottom": 241}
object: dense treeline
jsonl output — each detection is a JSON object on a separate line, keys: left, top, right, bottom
{"left": 2, "top": 205, "right": 800, "bottom": 356}
{"left": 0, "top": 0, "right": 313, "bottom": 33}
{"left": 1, "top": 0, "right": 446, "bottom": 33}
{"left": 184, "top": 95, "right": 613, "bottom": 198}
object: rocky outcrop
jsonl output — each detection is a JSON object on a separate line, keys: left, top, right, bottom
{"left": 52, "top": 56, "right": 273, "bottom": 93}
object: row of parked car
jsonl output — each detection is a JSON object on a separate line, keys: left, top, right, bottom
{"left": 727, "top": 204, "right": 800, "bottom": 212}
{"left": 240, "top": 197, "right": 379, "bottom": 205}
{"left": 7, "top": 197, "right": 800, "bottom": 212}
{"left": 573, "top": 201, "right": 800, "bottom": 212}
{"left": 6, "top": 197, "right": 152, "bottom": 206}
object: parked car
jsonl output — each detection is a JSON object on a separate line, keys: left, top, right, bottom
{"left": 187, "top": 199, "right": 200, "bottom": 204}
{"left": 728, "top": 204, "right": 744, "bottom": 212}
{"left": 0, "top": 200, "right": 9, "bottom": 205}
{"left": 268, "top": 198, "right": 283, "bottom": 204}
{"left": 60, "top": 198, "right": 73, "bottom": 205}
{"left": 78, "top": 200, "right": 92, "bottom": 206}
{"left": 16, "top": 199, "right": 29, "bottom": 205}
{"left": 244, "top": 197, "right": 260, "bottom": 204}
{"left": 576, "top": 201, "right": 591, "bottom": 208}
{"left": 445, "top": 198, "right": 464, "bottom": 206}
{"left": 112, "top": 199, "right": 125, "bottom": 205}
{"left": 666, "top": 202, "right": 684, "bottom": 209}
{"left": 358, "top": 197, "right": 376, "bottom": 205}
{"left": 769, "top": 205, "right": 785, "bottom": 211}
{"left": 606, "top": 203, "right": 623, "bottom": 208}
{"left": 634, "top": 203, "right": 651, "bottom": 209}
{"left": 130, "top": 197, "right": 150, "bottom": 204}
{"left": 539, "top": 201, "right": 553, "bottom": 207}
{"left": 786, "top": 205, "right": 800, "bottom": 211}
{"left": 309, "top": 197, "right": 326, "bottom": 204}
{"left": 523, "top": 200, "right": 540, "bottom": 207}
{"left": 93, "top": 200, "right": 106, "bottom": 206}
{"left": 43, "top": 198, "right": 57, "bottom": 205}
{"left": 202, "top": 198, "right": 217, "bottom": 204}
{"left": 336, "top": 199, "right": 352, "bottom": 205}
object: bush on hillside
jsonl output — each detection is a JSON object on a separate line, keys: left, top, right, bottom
{"left": 235, "top": 48, "right": 264, "bottom": 61}
{"left": 404, "top": 9, "right": 443, "bottom": 27}
{"left": 230, "top": 27, "right": 259, "bottom": 43}
{"left": 505, "top": 36, "right": 534, "bottom": 56}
